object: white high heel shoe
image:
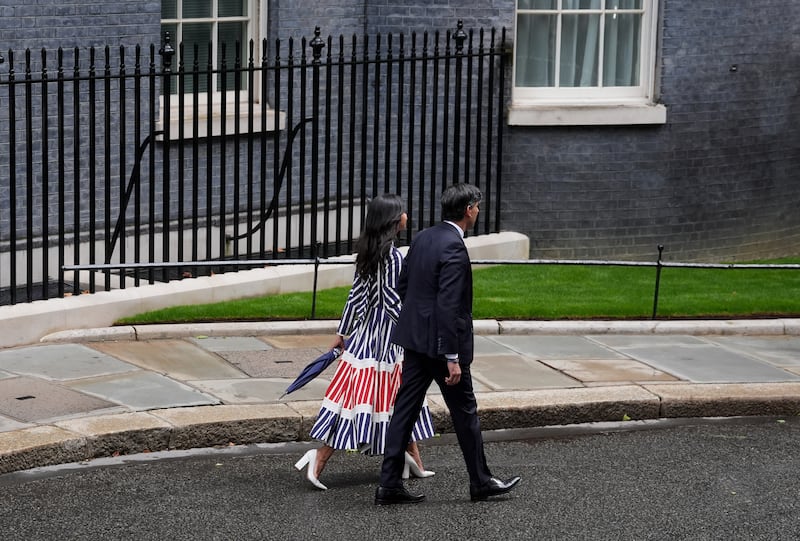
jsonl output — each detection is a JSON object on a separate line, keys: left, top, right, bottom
{"left": 402, "top": 451, "right": 436, "bottom": 479}
{"left": 294, "top": 449, "right": 328, "bottom": 490}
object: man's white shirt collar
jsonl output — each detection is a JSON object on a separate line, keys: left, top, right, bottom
{"left": 444, "top": 221, "right": 464, "bottom": 239}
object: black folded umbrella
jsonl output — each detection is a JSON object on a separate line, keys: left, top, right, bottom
{"left": 280, "top": 345, "right": 344, "bottom": 399}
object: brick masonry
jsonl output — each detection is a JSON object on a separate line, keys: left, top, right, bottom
{"left": 350, "top": 0, "right": 800, "bottom": 262}
{"left": 507, "top": 0, "right": 800, "bottom": 261}
{"left": 1, "top": 0, "right": 799, "bottom": 262}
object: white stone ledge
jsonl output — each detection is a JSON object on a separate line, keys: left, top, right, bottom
{"left": 1, "top": 231, "right": 529, "bottom": 348}
{"left": 507, "top": 103, "right": 667, "bottom": 126}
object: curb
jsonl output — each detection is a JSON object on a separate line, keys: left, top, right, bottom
{"left": 38, "top": 318, "right": 800, "bottom": 343}
{"left": 4, "top": 382, "right": 800, "bottom": 475}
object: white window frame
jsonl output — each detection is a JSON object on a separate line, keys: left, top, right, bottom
{"left": 509, "top": 0, "right": 666, "bottom": 126}
{"left": 159, "top": 0, "right": 284, "bottom": 139}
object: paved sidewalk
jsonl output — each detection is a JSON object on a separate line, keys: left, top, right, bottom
{"left": 2, "top": 319, "right": 800, "bottom": 474}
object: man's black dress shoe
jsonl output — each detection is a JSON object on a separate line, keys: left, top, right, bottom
{"left": 374, "top": 485, "right": 425, "bottom": 505}
{"left": 469, "top": 476, "right": 521, "bottom": 501}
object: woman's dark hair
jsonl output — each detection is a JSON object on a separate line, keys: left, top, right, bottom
{"left": 355, "top": 193, "right": 405, "bottom": 278}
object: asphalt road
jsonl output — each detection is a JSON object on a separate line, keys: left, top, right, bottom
{"left": 2, "top": 417, "right": 799, "bottom": 540}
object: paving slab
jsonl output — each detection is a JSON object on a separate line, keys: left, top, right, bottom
{"left": 424, "top": 377, "right": 490, "bottom": 395}
{"left": 539, "top": 357, "right": 678, "bottom": 383}
{"left": 190, "top": 377, "right": 332, "bottom": 404}
{"left": 218, "top": 347, "right": 339, "bottom": 379}
{"left": 0, "top": 343, "right": 138, "bottom": 381}
{"left": 67, "top": 372, "right": 220, "bottom": 410}
{"left": 91, "top": 340, "right": 247, "bottom": 381}
{"left": 474, "top": 335, "right": 517, "bottom": 355}
{"left": 589, "top": 335, "right": 800, "bottom": 383}
{"left": 587, "top": 335, "right": 712, "bottom": 348}
{"left": 487, "top": 335, "right": 629, "bottom": 360}
{"left": 186, "top": 336, "right": 273, "bottom": 352}
{"left": 703, "top": 336, "right": 800, "bottom": 368}
{"left": 0, "top": 377, "right": 117, "bottom": 423}
{"left": 260, "top": 334, "right": 332, "bottom": 350}
{"left": 0, "top": 414, "right": 32, "bottom": 433}
{"left": 471, "top": 354, "right": 580, "bottom": 390}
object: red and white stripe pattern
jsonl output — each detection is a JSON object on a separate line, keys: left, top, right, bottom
{"left": 309, "top": 246, "right": 435, "bottom": 454}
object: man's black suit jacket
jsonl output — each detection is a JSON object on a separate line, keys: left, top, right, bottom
{"left": 392, "top": 222, "right": 474, "bottom": 364}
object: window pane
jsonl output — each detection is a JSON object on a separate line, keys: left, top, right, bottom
{"left": 606, "top": 0, "right": 641, "bottom": 8}
{"left": 219, "top": 0, "right": 248, "bottom": 17}
{"left": 162, "top": 0, "right": 177, "bottom": 19}
{"left": 563, "top": 0, "right": 601, "bottom": 9}
{"left": 217, "top": 21, "right": 246, "bottom": 59}
{"left": 217, "top": 22, "right": 247, "bottom": 90}
{"left": 603, "top": 13, "right": 640, "bottom": 86}
{"left": 560, "top": 14, "right": 599, "bottom": 87}
{"left": 180, "top": 34, "right": 211, "bottom": 94}
{"left": 182, "top": 0, "right": 211, "bottom": 18}
{"left": 518, "top": 0, "right": 556, "bottom": 9}
{"left": 182, "top": 22, "right": 213, "bottom": 50}
{"left": 515, "top": 14, "right": 556, "bottom": 87}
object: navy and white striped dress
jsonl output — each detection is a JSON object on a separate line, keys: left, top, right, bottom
{"left": 309, "top": 245, "right": 435, "bottom": 455}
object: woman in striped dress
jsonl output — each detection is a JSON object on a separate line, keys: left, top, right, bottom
{"left": 294, "top": 194, "right": 436, "bottom": 490}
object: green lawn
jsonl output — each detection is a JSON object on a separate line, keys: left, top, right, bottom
{"left": 115, "top": 260, "right": 800, "bottom": 325}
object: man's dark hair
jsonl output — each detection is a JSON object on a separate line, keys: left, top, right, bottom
{"left": 441, "top": 183, "right": 482, "bottom": 222}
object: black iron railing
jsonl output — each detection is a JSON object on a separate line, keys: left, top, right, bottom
{"left": 63, "top": 247, "right": 800, "bottom": 320}
{"left": 0, "top": 21, "right": 507, "bottom": 305}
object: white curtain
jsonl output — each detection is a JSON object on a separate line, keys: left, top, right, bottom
{"left": 559, "top": 13, "right": 599, "bottom": 87}
{"left": 515, "top": 0, "right": 641, "bottom": 88}
{"left": 603, "top": 13, "right": 640, "bottom": 86}
{"left": 515, "top": 14, "right": 557, "bottom": 87}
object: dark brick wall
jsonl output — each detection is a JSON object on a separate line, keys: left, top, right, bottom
{"left": 501, "top": 1, "right": 800, "bottom": 261}
{"left": 363, "top": 0, "right": 512, "bottom": 35}
{"left": 1, "top": 0, "right": 799, "bottom": 263}
{"left": 0, "top": 1, "right": 161, "bottom": 53}
{"left": 279, "top": 0, "right": 800, "bottom": 262}
{"left": 0, "top": 1, "right": 162, "bottom": 244}
{"left": 269, "top": 0, "right": 512, "bottom": 49}
{"left": 269, "top": 0, "right": 365, "bottom": 42}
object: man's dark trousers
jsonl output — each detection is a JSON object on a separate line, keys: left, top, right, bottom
{"left": 379, "top": 349, "right": 492, "bottom": 489}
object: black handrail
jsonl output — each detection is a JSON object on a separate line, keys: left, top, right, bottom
{"left": 106, "top": 116, "right": 313, "bottom": 261}
{"left": 228, "top": 117, "right": 313, "bottom": 241}
{"left": 106, "top": 130, "right": 163, "bottom": 262}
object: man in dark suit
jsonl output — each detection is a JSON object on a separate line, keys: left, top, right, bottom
{"left": 375, "top": 183, "right": 521, "bottom": 504}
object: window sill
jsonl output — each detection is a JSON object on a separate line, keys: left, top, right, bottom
{"left": 507, "top": 102, "right": 667, "bottom": 126}
{"left": 158, "top": 107, "right": 286, "bottom": 140}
